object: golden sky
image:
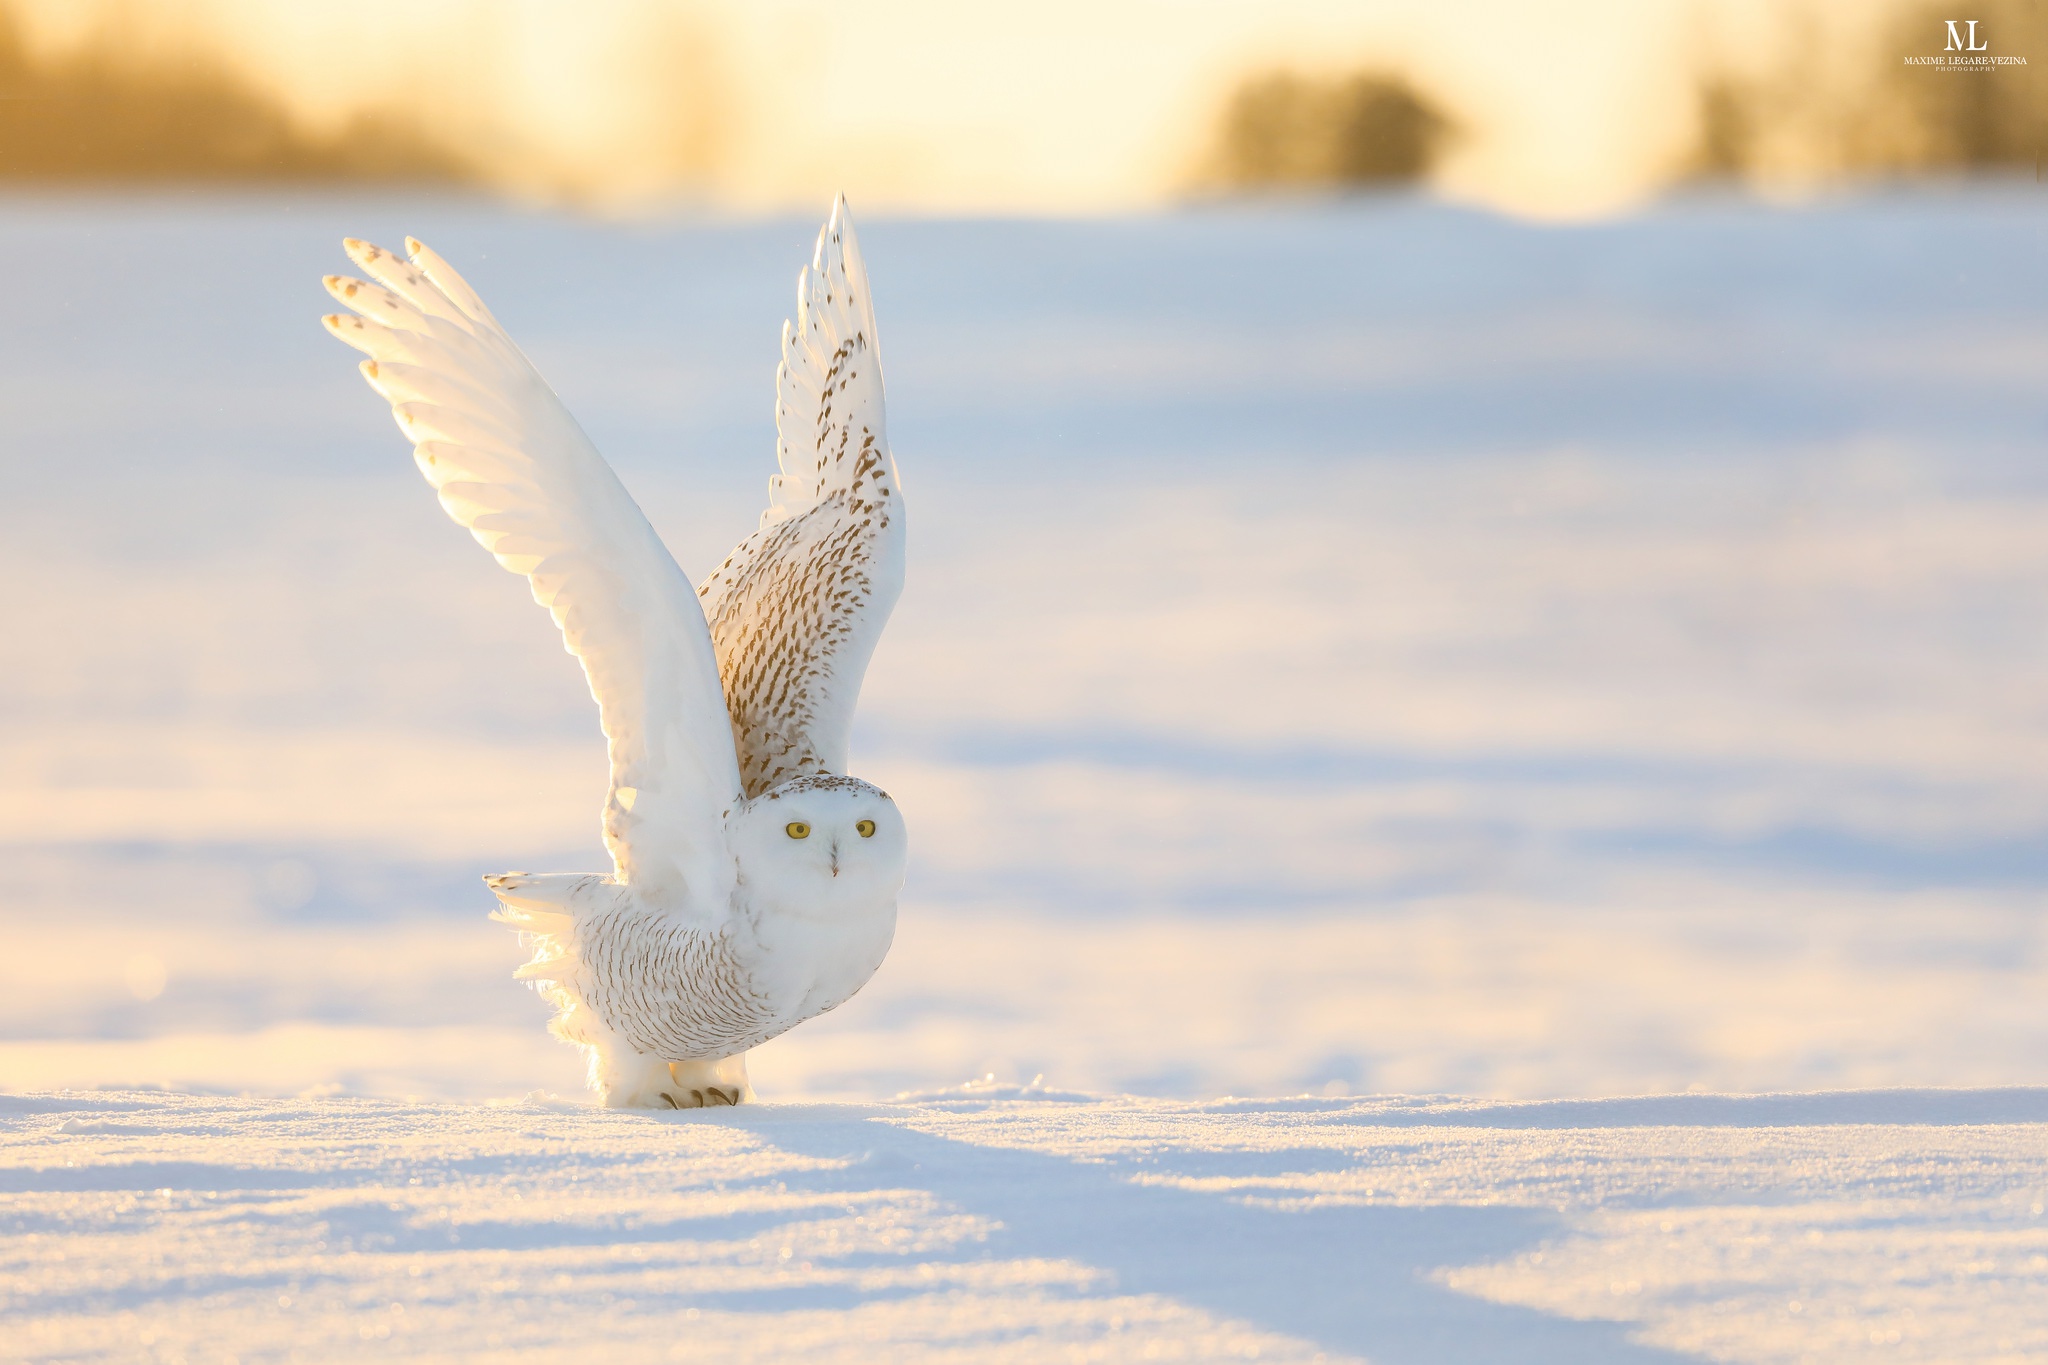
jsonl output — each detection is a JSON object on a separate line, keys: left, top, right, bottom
{"left": 3, "top": 0, "right": 1908, "bottom": 216}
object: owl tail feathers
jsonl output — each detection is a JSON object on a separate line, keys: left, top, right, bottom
{"left": 483, "top": 871, "right": 586, "bottom": 932}
{"left": 484, "top": 872, "right": 595, "bottom": 989}
{"left": 484, "top": 872, "right": 603, "bottom": 1050}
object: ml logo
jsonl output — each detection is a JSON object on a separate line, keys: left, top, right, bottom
{"left": 1945, "top": 19, "right": 1990, "bottom": 51}
{"left": 1904, "top": 16, "right": 2023, "bottom": 67}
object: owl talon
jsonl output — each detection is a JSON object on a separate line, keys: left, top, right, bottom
{"left": 647, "top": 1085, "right": 745, "bottom": 1109}
{"left": 651, "top": 1084, "right": 740, "bottom": 1108}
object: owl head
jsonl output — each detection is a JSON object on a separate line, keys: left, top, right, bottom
{"left": 728, "top": 774, "right": 907, "bottom": 916}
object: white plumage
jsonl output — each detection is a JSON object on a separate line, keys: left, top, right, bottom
{"left": 322, "top": 199, "right": 907, "bottom": 1108}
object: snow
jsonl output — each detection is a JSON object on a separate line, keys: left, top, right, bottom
{"left": 8, "top": 1086, "right": 2046, "bottom": 1362}
{"left": 7, "top": 188, "right": 2048, "bottom": 1356}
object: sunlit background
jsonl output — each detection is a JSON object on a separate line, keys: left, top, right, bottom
{"left": 6, "top": 0, "right": 2048, "bottom": 213}
{"left": 5, "top": 0, "right": 2048, "bottom": 1103}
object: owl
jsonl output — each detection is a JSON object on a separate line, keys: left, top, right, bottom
{"left": 322, "top": 198, "right": 907, "bottom": 1108}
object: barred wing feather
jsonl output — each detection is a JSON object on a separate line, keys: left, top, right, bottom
{"left": 322, "top": 239, "right": 743, "bottom": 902}
{"left": 698, "top": 197, "right": 906, "bottom": 796}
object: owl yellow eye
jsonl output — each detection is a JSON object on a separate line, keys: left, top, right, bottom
{"left": 785, "top": 821, "right": 810, "bottom": 839}
{"left": 856, "top": 819, "right": 876, "bottom": 838}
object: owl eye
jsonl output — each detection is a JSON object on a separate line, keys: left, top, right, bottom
{"left": 856, "top": 819, "right": 876, "bottom": 838}
{"left": 785, "top": 821, "right": 811, "bottom": 839}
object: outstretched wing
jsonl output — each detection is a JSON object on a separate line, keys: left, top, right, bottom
{"left": 698, "top": 196, "right": 906, "bottom": 797}
{"left": 323, "top": 239, "right": 743, "bottom": 901}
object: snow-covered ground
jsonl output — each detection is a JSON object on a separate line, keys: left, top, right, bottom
{"left": 6, "top": 189, "right": 2048, "bottom": 1357}
{"left": 9, "top": 1086, "right": 2047, "bottom": 1363}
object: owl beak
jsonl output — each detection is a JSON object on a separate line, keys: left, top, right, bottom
{"left": 829, "top": 841, "right": 840, "bottom": 878}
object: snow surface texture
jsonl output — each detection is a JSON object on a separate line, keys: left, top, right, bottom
{"left": 7, "top": 1087, "right": 2047, "bottom": 1363}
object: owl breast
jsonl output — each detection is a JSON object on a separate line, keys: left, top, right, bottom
{"left": 575, "top": 902, "right": 784, "bottom": 1061}
{"left": 571, "top": 883, "right": 895, "bottom": 1062}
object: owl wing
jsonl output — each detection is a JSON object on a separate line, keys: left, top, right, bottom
{"left": 323, "top": 239, "right": 743, "bottom": 902}
{"left": 697, "top": 196, "right": 906, "bottom": 797}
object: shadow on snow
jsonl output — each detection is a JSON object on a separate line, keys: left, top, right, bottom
{"left": 731, "top": 1111, "right": 1698, "bottom": 1365}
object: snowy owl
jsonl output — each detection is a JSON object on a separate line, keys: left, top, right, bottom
{"left": 321, "top": 198, "right": 906, "bottom": 1108}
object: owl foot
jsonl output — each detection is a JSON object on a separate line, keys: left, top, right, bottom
{"left": 590, "top": 1043, "right": 752, "bottom": 1108}
{"left": 662, "top": 1056, "right": 752, "bottom": 1108}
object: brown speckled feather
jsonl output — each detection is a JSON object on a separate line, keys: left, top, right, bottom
{"left": 697, "top": 197, "right": 905, "bottom": 796}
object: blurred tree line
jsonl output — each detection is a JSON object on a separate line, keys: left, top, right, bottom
{"left": 1202, "top": 69, "right": 1453, "bottom": 191}
{"left": 0, "top": 0, "right": 2039, "bottom": 197}
{"left": 1204, "top": 0, "right": 2048, "bottom": 200}
{"left": 0, "top": 4, "right": 467, "bottom": 183}
{"left": 1692, "top": 0, "right": 2048, "bottom": 183}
